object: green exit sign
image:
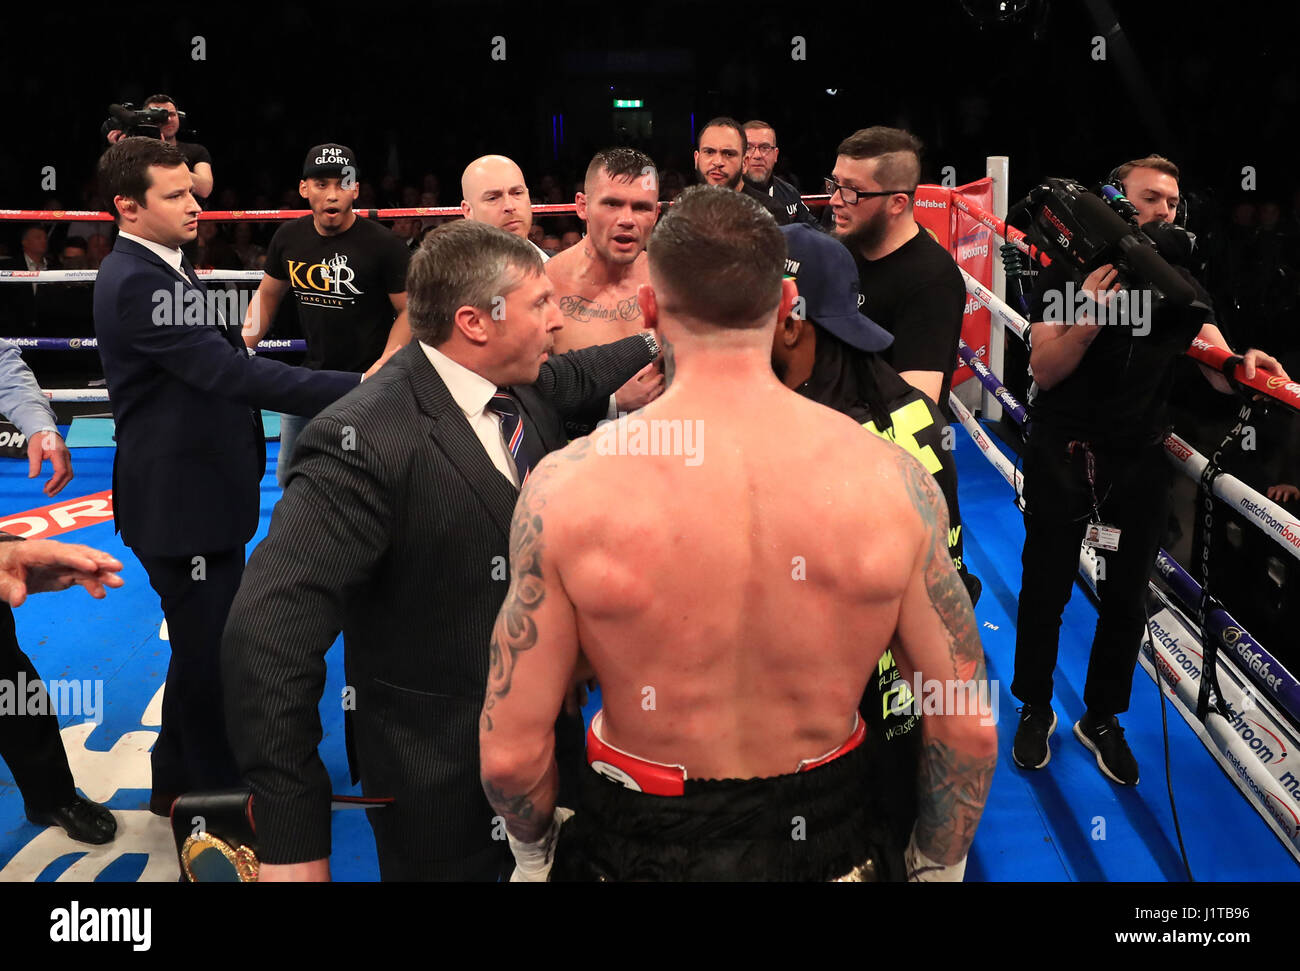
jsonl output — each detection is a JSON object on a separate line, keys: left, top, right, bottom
{"left": 613, "top": 99, "right": 644, "bottom": 108}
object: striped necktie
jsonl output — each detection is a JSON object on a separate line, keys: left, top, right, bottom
{"left": 488, "top": 389, "right": 539, "bottom": 485}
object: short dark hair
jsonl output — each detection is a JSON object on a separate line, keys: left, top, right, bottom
{"left": 742, "top": 119, "right": 776, "bottom": 139}
{"left": 144, "top": 93, "right": 174, "bottom": 106}
{"left": 836, "top": 126, "right": 923, "bottom": 193}
{"left": 63, "top": 236, "right": 89, "bottom": 251}
{"left": 406, "top": 220, "right": 543, "bottom": 346}
{"left": 1115, "top": 155, "right": 1180, "bottom": 184}
{"left": 647, "top": 184, "right": 784, "bottom": 329}
{"left": 584, "top": 148, "right": 658, "bottom": 195}
{"left": 97, "top": 137, "right": 189, "bottom": 223}
{"left": 697, "top": 117, "right": 747, "bottom": 155}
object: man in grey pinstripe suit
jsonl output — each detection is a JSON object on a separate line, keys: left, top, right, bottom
{"left": 222, "top": 220, "right": 657, "bottom": 880}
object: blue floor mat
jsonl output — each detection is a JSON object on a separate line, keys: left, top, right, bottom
{"left": 0, "top": 424, "right": 1293, "bottom": 880}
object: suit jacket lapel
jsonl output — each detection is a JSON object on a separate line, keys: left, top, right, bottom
{"left": 116, "top": 238, "right": 241, "bottom": 348}
{"left": 405, "top": 343, "right": 518, "bottom": 541}
{"left": 510, "top": 386, "right": 559, "bottom": 457}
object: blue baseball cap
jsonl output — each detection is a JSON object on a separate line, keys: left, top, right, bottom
{"left": 780, "top": 223, "right": 893, "bottom": 353}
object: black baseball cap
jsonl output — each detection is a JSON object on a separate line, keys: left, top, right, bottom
{"left": 302, "top": 143, "right": 357, "bottom": 180}
{"left": 780, "top": 223, "right": 893, "bottom": 353}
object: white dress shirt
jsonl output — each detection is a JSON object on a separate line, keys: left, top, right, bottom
{"left": 419, "top": 341, "right": 520, "bottom": 486}
{"left": 118, "top": 231, "right": 189, "bottom": 283}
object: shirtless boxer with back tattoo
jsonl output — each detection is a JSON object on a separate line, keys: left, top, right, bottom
{"left": 546, "top": 149, "right": 664, "bottom": 412}
{"left": 479, "top": 186, "right": 997, "bottom": 882}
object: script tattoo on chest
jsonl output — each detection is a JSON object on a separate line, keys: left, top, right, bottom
{"left": 557, "top": 294, "right": 641, "bottom": 323}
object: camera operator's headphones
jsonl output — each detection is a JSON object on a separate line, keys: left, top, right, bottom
{"left": 1105, "top": 164, "right": 1188, "bottom": 228}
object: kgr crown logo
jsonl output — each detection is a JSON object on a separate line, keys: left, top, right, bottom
{"left": 286, "top": 252, "right": 362, "bottom": 304}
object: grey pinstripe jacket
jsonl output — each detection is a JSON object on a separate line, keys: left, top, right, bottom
{"left": 221, "top": 335, "right": 652, "bottom": 876}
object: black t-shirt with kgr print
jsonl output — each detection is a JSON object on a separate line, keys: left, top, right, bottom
{"left": 265, "top": 215, "right": 409, "bottom": 371}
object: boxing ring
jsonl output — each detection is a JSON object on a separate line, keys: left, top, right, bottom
{"left": 1, "top": 174, "right": 1298, "bottom": 881}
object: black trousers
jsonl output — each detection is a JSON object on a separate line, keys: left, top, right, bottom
{"left": 0, "top": 603, "right": 77, "bottom": 812}
{"left": 135, "top": 546, "right": 245, "bottom": 794}
{"left": 1012, "top": 425, "right": 1172, "bottom": 716}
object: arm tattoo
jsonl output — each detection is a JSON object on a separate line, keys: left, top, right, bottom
{"left": 914, "top": 737, "right": 996, "bottom": 864}
{"left": 482, "top": 481, "right": 547, "bottom": 732}
{"left": 898, "top": 452, "right": 995, "bottom": 862}
{"left": 482, "top": 778, "right": 541, "bottom": 839}
{"left": 897, "top": 452, "right": 984, "bottom": 682}
{"left": 481, "top": 440, "right": 592, "bottom": 732}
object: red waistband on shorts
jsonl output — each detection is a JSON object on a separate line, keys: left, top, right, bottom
{"left": 585, "top": 711, "right": 865, "bottom": 796}
{"left": 587, "top": 711, "right": 688, "bottom": 796}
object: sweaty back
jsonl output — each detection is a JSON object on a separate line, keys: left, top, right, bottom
{"left": 554, "top": 383, "right": 920, "bottom": 780}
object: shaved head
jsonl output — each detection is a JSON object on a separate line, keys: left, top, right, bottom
{"left": 460, "top": 155, "right": 534, "bottom": 239}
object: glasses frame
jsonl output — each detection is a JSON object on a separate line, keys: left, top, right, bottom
{"left": 823, "top": 177, "right": 916, "bottom": 206}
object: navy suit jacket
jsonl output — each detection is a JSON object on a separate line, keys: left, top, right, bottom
{"left": 93, "top": 235, "right": 359, "bottom": 556}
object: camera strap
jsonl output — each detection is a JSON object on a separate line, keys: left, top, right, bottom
{"left": 1194, "top": 398, "right": 1254, "bottom": 721}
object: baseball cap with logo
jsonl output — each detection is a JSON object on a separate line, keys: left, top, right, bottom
{"left": 780, "top": 223, "right": 893, "bottom": 353}
{"left": 302, "top": 143, "right": 358, "bottom": 181}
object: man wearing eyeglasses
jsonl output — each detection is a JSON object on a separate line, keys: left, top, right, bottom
{"left": 694, "top": 118, "right": 788, "bottom": 225}
{"left": 827, "top": 127, "right": 965, "bottom": 414}
{"left": 741, "top": 120, "right": 818, "bottom": 228}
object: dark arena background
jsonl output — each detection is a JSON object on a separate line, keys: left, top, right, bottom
{"left": 0, "top": 0, "right": 1296, "bottom": 940}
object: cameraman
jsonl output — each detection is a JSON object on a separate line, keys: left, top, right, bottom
{"left": 105, "top": 96, "right": 213, "bottom": 200}
{"left": 1010, "top": 155, "right": 1290, "bottom": 785}
{"left": 143, "top": 95, "right": 212, "bottom": 199}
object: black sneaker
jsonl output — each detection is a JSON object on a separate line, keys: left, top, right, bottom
{"left": 1012, "top": 704, "right": 1057, "bottom": 769}
{"left": 1074, "top": 714, "right": 1139, "bottom": 785}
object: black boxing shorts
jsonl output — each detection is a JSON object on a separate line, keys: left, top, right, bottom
{"left": 549, "top": 712, "right": 901, "bottom": 881}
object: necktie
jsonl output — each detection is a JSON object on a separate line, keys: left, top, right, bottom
{"left": 488, "top": 389, "right": 541, "bottom": 485}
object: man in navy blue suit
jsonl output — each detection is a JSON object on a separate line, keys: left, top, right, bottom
{"left": 92, "top": 138, "right": 362, "bottom": 812}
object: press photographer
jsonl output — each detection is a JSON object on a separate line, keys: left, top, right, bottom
{"left": 1006, "top": 155, "right": 1290, "bottom": 785}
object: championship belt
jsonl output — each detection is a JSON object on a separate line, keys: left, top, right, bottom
{"left": 169, "top": 788, "right": 392, "bottom": 882}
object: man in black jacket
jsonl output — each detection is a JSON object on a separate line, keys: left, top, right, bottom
{"left": 222, "top": 220, "right": 656, "bottom": 881}
{"left": 92, "top": 137, "right": 361, "bottom": 813}
{"left": 742, "top": 120, "right": 818, "bottom": 228}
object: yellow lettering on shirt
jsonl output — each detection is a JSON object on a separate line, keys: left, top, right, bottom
{"left": 863, "top": 398, "right": 941, "bottom": 475}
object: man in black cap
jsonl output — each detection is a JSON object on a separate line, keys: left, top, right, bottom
{"left": 771, "top": 222, "right": 980, "bottom": 859}
{"left": 243, "top": 144, "right": 412, "bottom": 485}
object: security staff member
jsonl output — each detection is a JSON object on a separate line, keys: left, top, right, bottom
{"left": 741, "top": 120, "right": 819, "bottom": 227}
